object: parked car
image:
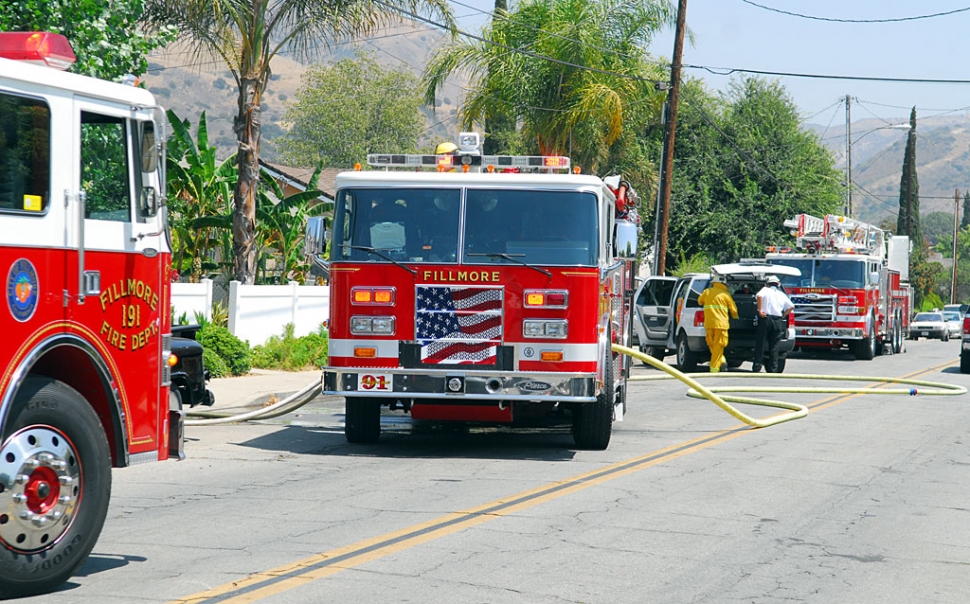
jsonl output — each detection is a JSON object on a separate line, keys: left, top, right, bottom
{"left": 634, "top": 262, "right": 801, "bottom": 372}
{"left": 943, "top": 311, "right": 963, "bottom": 339}
{"left": 909, "top": 312, "right": 949, "bottom": 341}
{"left": 943, "top": 303, "right": 968, "bottom": 317}
{"left": 961, "top": 315, "right": 970, "bottom": 373}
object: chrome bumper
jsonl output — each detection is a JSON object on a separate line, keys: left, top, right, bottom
{"left": 795, "top": 327, "right": 863, "bottom": 339}
{"left": 323, "top": 367, "right": 597, "bottom": 403}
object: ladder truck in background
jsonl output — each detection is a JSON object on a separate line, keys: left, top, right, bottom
{"left": 765, "top": 213, "right": 911, "bottom": 359}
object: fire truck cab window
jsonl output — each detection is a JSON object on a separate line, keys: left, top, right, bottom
{"left": 81, "top": 111, "right": 131, "bottom": 222}
{"left": 464, "top": 189, "right": 597, "bottom": 266}
{"left": 333, "top": 188, "right": 460, "bottom": 263}
{"left": 0, "top": 92, "right": 51, "bottom": 214}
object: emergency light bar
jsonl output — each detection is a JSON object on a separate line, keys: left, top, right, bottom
{"left": 366, "top": 153, "right": 571, "bottom": 171}
{"left": 0, "top": 32, "right": 76, "bottom": 70}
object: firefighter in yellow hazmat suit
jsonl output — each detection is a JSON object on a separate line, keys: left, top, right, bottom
{"left": 697, "top": 275, "right": 738, "bottom": 372}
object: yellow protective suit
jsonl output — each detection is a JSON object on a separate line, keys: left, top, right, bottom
{"left": 697, "top": 281, "right": 738, "bottom": 372}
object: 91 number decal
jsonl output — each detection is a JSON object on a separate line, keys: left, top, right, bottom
{"left": 360, "top": 373, "right": 391, "bottom": 391}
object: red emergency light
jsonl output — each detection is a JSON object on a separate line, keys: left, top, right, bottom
{"left": 0, "top": 32, "right": 76, "bottom": 70}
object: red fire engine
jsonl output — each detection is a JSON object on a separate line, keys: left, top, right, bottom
{"left": 765, "top": 213, "right": 911, "bottom": 359}
{"left": 305, "top": 133, "right": 640, "bottom": 450}
{"left": 0, "top": 33, "right": 181, "bottom": 596}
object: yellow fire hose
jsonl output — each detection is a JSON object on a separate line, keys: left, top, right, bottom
{"left": 186, "top": 345, "right": 966, "bottom": 429}
{"left": 612, "top": 344, "right": 967, "bottom": 428}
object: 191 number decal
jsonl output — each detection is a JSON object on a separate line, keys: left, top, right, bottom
{"left": 360, "top": 373, "right": 391, "bottom": 391}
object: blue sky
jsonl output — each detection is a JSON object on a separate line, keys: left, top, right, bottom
{"left": 447, "top": 0, "right": 970, "bottom": 126}
{"left": 646, "top": 0, "right": 970, "bottom": 126}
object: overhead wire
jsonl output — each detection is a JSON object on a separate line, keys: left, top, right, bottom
{"left": 739, "top": 1, "right": 970, "bottom": 24}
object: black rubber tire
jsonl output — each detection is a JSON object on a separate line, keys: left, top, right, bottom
{"left": 639, "top": 346, "right": 665, "bottom": 366}
{"left": 676, "top": 333, "right": 698, "bottom": 373}
{"left": 345, "top": 397, "right": 381, "bottom": 444}
{"left": 573, "top": 346, "right": 613, "bottom": 450}
{"left": 0, "top": 378, "right": 111, "bottom": 599}
{"left": 854, "top": 316, "right": 877, "bottom": 360}
{"left": 893, "top": 315, "right": 904, "bottom": 354}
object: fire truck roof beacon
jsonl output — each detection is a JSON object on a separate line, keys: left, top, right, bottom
{"left": 0, "top": 31, "right": 76, "bottom": 69}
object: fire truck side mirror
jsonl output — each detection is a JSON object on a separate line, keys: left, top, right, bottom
{"left": 305, "top": 216, "right": 329, "bottom": 254}
{"left": 305, "top": 217, "right": 330, "bottom": 279}
{"left": 614, "top": 220, "right": 638, "bottom": 261}
{"left": 870, "top": 271, "right": 880, "bottom": 286}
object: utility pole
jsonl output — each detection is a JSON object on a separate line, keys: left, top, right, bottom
{"left": 845, "top": 94, "right": 852, "bottom": 217}
{"left": 953, "top": 188, "right": 960, "bottom": 304}
{"left": 653, "top": 0, "right": 687, "bottom": 276}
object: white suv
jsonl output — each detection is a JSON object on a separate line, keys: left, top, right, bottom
{"left": 634, "top": 263, "right": 800, "bottom": 372}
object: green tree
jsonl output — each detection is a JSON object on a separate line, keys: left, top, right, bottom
{"left": 0, "top": 0, "right": 175, "bottom": 80}
{"left": 897, "top": 107, "right": 921, "bottom": 252}
{"left": 922, "top": 211, "right": 954, "bottom": 246}
{"left": 656, "top": 77, "right": 844, "bottom": 268}
{"left": 166, "top": 110, "right": 237, "bottom": 281}
{"left": 423, "top": 0, "right": 674, "bottom": 173}
{"left": 276, "top": 53, "right": 424, "bottom": 168}
{"left": 142, "top": 0, "right": 455, "bottom": 285}
{"left": 962, "top": 191, "right": 970, "bottom": 230}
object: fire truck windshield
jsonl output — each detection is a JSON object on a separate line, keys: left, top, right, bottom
{"left": 332, "top": 187, "right": 598, "bottom": 266}
{"left": 772, "top": 258, "right": 866, "bottom": 289}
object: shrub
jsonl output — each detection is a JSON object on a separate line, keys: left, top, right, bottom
{"left": 198, "top": 324, "right": 252, "bottom": 376}
{"left": 252, "top": 324, "right": 329, "bottom": 371}
{"left": 203, "top": 347, "right": 229, "bottom": 378}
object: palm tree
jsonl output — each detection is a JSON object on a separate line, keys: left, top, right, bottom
{"left": 143, "top": 0, "right": 455, "bottom": 284}
{"left": 256, "top": 166, "right": 330, "bottom": 283}
{"left": 166, "top": 110, "right": 237, "bottom": 281}
{"left": 423, "top": 0, "right": 674, "bottom": 172}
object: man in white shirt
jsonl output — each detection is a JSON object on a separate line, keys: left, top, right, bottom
{"left": 752, "top": 275, "right": 795, "bottom": 373}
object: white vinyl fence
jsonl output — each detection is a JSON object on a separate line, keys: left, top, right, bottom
{"left": 171, "top": 279, "right": 330, "bottom": 346}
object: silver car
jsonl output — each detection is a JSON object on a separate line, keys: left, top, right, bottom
{"left": 909, "top": 312, "right": 949, "bottom": 341}
{"left": 943, "top": 311, "right": 963, "bottom": 339}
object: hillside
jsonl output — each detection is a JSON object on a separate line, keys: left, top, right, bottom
{"left": 809, "top": 113, "right": 970, "bottom": 225}
{"left": 142, "top": 23, "right": 466, "bottom": 162}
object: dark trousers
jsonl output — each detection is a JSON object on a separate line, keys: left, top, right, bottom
{"left": 753, "top": 315, "right": 786, "bottom": 372}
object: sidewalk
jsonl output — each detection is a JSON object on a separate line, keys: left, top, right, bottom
{"left": 205, "top": 368, "right": 323, "bottom": 411}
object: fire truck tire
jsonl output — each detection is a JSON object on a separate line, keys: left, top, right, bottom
{"left": 893, "top": 314, "right": 904, "bottom": 354}
{"left": 854, "top": 316, "right": 877, "bottom": 360}
{"left": 572, "top": 348, "right": 613, "bottom": 450}
{"left": 0, "top": 377, "right": 111, "bottom": 599}
{"left": 676, "top": 333, "right": 699, "bottom": 373}
{"left": 345, "top": 397, "right": 381, "bottom": 443}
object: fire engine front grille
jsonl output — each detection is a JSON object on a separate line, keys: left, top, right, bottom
{"left": 414, "top": 285, "right": 504, "bottom": 365}
{"left": 790, "top": 294, "right": 836, "bottom": 322}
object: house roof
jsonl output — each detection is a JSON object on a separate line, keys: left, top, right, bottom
{"left": 259, "top": 159, "right": 343, "bottom": 201}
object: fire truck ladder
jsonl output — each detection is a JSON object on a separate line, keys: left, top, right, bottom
{"left": 783, "top": 213, "right": 886, "bottom": 260}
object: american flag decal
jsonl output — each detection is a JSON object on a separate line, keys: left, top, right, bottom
{"left": 415, "top": 286, "right": 504, "bottom": 364}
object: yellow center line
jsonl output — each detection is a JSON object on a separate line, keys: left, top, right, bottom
{"left": 170, "top": 361, "right": 958, "bottom": 603}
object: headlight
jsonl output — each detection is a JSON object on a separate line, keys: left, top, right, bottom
{"left": 351, "top": 316, "right": 395, "bottom": 335}
{"left": 523, "top": 319, "right": 568, "bottom": 339}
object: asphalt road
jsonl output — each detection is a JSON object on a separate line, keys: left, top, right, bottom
{"left": 17, "top": 338, "right": 970, "bottom": 604}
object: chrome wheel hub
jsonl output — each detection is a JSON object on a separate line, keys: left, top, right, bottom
{"left": 0, "top": 426, "right": 80, "bottom": 553}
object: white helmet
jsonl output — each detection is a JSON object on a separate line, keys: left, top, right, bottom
{"left": 766, "top": 275, "right": 780, "bottom": 286}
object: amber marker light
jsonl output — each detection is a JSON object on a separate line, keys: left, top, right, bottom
{"left": 167, "top": 353, "right": 179, "bottom": 367}
{"left": 540, "top": 351, "right": 564, "bottom": 362}
{"left": 353, "top": 290, "right": 373, "bottom": 304}
{"left": 354, "top": 347, "right": 377, "bottom": 358}
{"left": 354, "top": 162, "right": 362, "bottom": 171}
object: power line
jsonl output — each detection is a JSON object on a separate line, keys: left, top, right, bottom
{"left": 739, "top": 1, "right": 970, "bottom": 24}
{"left": 685, "top": 63, "right": 970, "bottom": 85}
